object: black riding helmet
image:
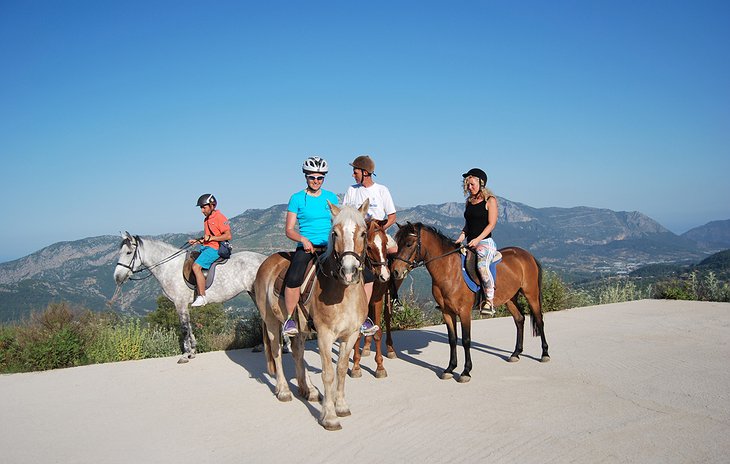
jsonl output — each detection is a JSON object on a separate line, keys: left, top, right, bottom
{"left": 462, "top": 168, "right": 487, "bottom": 186}
{"left": 196, "top": 194, "right": 216, "bottom": 207}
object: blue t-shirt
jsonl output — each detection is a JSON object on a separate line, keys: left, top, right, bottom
{"left": 287, "top": 189, "right": 339, "bottom": 247}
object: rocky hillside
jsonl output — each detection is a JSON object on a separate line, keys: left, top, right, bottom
{"left": 0, "top": 199, "right": 717, "bottom": 322}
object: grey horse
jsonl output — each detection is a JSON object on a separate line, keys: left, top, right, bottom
{"left": 113, "top": 231, "right": 266, "bottom": 363}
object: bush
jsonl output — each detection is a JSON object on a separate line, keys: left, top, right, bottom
{"left": 653, "top": 278, "right": 694, "bottom": 300}
{"left": 597, "top": 278, "right": 650, "bottom": 305}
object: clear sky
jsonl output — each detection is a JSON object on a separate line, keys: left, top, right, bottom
{"left": 1, "top": 1, "right": 729, "bottom": 263}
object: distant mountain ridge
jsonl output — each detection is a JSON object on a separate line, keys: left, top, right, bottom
{"left": 0, "top": 199, "right": 727, "bottom": 322}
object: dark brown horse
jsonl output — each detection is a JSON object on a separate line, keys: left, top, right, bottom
{"left": 350, "top": 220, "right": 397, "bottom": 379}
{"left": 391, "top": 222, "right": 549, "bottom": 382}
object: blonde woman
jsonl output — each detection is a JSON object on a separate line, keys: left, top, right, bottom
{"left": 454, "top": 168, "right": 498, "bottom": 315}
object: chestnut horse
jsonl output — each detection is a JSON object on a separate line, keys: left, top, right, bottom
{"left": 253, "top": 201, "right": 369, "bottom": 431}
{"left": 350, "top": 220, "right": 397, "bottom": 379}
{"left": 391, "top": 222, "right": 549, "bottom": 383}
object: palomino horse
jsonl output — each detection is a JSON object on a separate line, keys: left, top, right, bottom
{"left": 254, "top": 201, "right": 370, "bottom": 431}
{"left": 113, "top": 232, "right": 266, "bottom": 364}
{"left": 391, "top": 222, "right": 549, "bottom": 382}
{"left": 351, "top": 220, "right": 397, "bottom": 379}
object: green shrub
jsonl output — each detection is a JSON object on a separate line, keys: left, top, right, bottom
{"left": 653, "top": 278, "right": 694, "bottom": 300}
{"left": 597, "top": 278, "right": 650, "bottom": 305}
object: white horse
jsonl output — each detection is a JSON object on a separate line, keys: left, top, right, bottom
{"left": 113, "top": 231, "right": 267, "bottom": 363}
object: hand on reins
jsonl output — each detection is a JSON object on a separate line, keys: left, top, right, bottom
{"left": 301, "top": 237, "right": 314, "bottom": 253}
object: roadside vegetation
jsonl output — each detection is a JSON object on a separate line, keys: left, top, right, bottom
{"left": 2, "top": 269, "right": 728, "bottom": 374}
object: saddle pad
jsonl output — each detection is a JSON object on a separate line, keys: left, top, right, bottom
{"left": 461, "top": 250, "right": 502, "bottom": 293}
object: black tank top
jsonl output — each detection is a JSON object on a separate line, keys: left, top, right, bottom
{"left": 464, "top": 198, "right": 492, "bottom": 242}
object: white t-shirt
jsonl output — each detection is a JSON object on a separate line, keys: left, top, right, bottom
{"left": 342, "top": 182, "right": 396, "bottom": 221}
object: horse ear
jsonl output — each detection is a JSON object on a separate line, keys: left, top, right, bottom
{"left": 122, "top": 231, "right": 132, "bottom": 240}
{"left": 358, "top": 198, "right": 370, "bottom": 217}
{"left": 376, "top": 219, "right": 387, "bottom": 228}
{"left": 328, "top": 200, "right": 341, "bottom": 216}
{"left": 396, "top": 222, "right": 402, "bottom": 229}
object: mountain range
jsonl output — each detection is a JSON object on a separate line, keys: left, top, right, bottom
{"left": 1, "top": 199, "right": 728, "bottom": 322}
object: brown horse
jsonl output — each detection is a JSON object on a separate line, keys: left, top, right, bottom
{"left": 350, "top": 220, "right": 397, "bottom": 379}
{"left": 253, "top": 201, "right": 370, "bottom": 431}
{"left": 391, "top": 222, "right": 549, "bottom": 383}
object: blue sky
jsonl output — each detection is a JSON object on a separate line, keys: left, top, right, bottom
{"left": 1, "top": 1, "right": 729, "bottom": 263}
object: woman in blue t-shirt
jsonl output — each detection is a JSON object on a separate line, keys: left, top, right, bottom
{"left": 282, "top": 156, "right": 378, "bottom": 337}
{"left": 282, "top": 156, "right": 338, "bottom": 336}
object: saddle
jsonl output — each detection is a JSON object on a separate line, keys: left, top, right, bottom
{"left": 273, "top": 251, "right": 321, "bottom": 332}
{"left": 461, "top": 248, "right": 502, "bottom": 310}
{"left": 183, "top": 250, "right": 229, "bottom": 292}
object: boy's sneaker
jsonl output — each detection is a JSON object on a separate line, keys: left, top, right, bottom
{"left": 191, "top": 295, "right": 207, "bottom": 307}
{"left": 360, "top": 318, "right": 379, "bottom": 336}
{"left": 282, "top": 318, "right": 299, "bottom": 336}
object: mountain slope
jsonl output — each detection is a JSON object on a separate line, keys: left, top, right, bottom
{"left": 0, "top": 200, "right": 713, "bottom": 322}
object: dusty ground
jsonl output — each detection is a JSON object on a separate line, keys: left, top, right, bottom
{"left": 1, "top": 299, "right": 729, "bottom": 463}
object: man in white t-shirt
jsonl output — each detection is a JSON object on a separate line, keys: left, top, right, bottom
{"left": 343, "top": 154, "right": 401, "bottom": 309}
{"left": 343, "top": 155, "right": 397, "bottom": 252}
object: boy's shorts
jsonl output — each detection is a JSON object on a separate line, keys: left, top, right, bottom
{"left": 195, "top": 246, "right": 219, "bottom": 269}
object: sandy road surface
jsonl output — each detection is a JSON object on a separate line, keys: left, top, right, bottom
{"left": 1, "top": 299, "right": 729, "bottom": 463}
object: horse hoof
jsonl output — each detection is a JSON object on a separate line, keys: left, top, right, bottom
{"left": 508, "top": 356, "right": 520, "bottom": 363}
{"left": 540, "top": 355, "right": 551, "bottom": 363}
{"left": 276, "top": 391, "right": 293, "bottom": 402}
{"left": 361, "top": 348, "right": 371, "bottom": 357}
{"left": 375, "top": 369, "right": 388, "bottom": 379}
{"left": 440, "top": 372, "right": 453, "bottom": 380}
{"left": 321, "top": 420, "right": 342, "bottom": 431}
{"left": 458, "top": 374, "right": 471, "bottom": 383}
{"left": 336, "top": 409, "right": 351, "bottom": 418}
{"left": 177, "top": 356, "right": 189, "bottom": 364}
{"left": 386, "top": 351, "right": 397, "bottom": 359}
{"left": 349, "top": 368, "right": 362, "bottom": 378}
{"left": 308, "top": 391, "right": 321, "bottom": 402}
{"left": 188, "top": 352, "right": 196, "bottom": 359}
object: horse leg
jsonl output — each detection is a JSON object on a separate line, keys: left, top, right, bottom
{"left": 350, "top": 333, "right": 363, "bottom": 378}
{"left": 524, "top": 288, "right": 550, "bottom": 362}
{"left": 458, "top": 314, "right": 472, "bottom": 383}
{"left": 292, "top": 335, "right": 319, "bottom": 402}
{"left": 361, "top": 335, "right": 372, "bottom": 357}
{"left": 384, "top": 290, "right": 396, "bottom": 359}
{"left": 335, "top": 332, "right": 360, "bottom": 418}
{"left": 505, "top": 298, "right": 525, "bottom": 362}
{"left": 317, "top": 332, "right": 342, "bottom": 431}
{"left": 441, "top": 312, "right": 458, "bottom": 380}
{"left": 264, "top": 314, "right": 292, "bottom": 402}
{"left": 176, "top": 303, "right": 196, "bottom": 364}
{"left": 373, "top": 298, "right": 387, "bottom": 378}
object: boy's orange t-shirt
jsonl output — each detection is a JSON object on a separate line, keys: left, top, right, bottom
{"left": 203, "top": 209, "right": 230, "bottom": 250}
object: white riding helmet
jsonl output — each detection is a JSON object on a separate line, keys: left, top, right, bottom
{"left": 302, "top": 156, "right": 329, "bottom": 174}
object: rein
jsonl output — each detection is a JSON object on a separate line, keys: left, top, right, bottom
{"left": 115, "top": 240, "right": 193, "bottom": 281}
{"left": 394, "top": 224, "right": 464, "bottom": 270}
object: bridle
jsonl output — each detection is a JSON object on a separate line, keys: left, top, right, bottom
{"left": 322, "top": 225, "right": 366, "bottom": 279}
{"left": 115, "top": 237, "right": 191, "bottom": 281}
{"left": 365, "top": 228, "right": 389, "bottom": 269}
{"left": 393, "top": 223, "right": 464, "bottom": 273}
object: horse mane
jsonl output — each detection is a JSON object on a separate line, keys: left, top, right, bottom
{"left": 395, "top": 222, "right": 459, "bottom": 251}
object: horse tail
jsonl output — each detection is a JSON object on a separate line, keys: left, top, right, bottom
{"left": 531, "top": 256, "right": 544, "bottom": 337}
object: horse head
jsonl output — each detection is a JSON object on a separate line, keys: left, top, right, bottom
{"left": 327, "top": 199, "right": 369, "bottom": 285}
{"left": 366, "top": 219, "right": 390, "bottom": 282}
{"left": 113, "top": 231, "right": 143, "bottom": 285}
{"left": 392, "top": 222, "right": 422, "bottom": 280}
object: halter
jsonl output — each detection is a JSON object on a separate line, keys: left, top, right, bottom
{"left": 115, "top": 237, "right": 191, "bottom": 281}
{"left": 393, "top": 223, "right": 464, "bottom": 272}
{"left": 321, "top": 223, "right": 366, "bottom": 280}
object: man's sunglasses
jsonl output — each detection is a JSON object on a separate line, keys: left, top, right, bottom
{"left": 306, "top": 175, "right": 325, "bottom": 181}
